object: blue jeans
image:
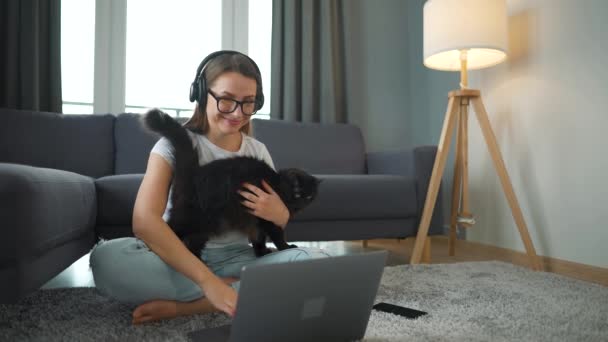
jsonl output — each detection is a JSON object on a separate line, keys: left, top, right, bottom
{"left": 89, "top": 237, "right": 331, "bottom": 305}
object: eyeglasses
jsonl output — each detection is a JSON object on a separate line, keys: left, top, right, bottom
{"left": 208, "top": 90, "right": 258, "bottom": 116}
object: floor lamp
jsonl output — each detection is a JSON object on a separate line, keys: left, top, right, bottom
{"left": 410, "top": 0, "right": 542, "bottom": 271}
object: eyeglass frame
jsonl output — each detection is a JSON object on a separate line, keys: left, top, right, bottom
{"left": 207, "top": 90, "right": 259, "bottom": 116}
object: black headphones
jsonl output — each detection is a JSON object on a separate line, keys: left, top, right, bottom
{"left": 189, "top": 50, "right": 264, "bottom": 111}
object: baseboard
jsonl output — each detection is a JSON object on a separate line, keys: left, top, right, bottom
{"left": 456, "top": 238, "right": 608, "bottom": 286}
{"left": 375, "top": 235, "right": 608, "bottom": 286}
{"left": 519, "top": 249, "right": 607, "bottom": 286}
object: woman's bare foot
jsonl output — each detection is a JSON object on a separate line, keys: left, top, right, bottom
{"left": 131, "top": 278, "right": 238, "bottom": 325}
{"left": 132, "top": 299, "right": 179, "bottom": 325}
{"left": 132, "top": 297, "right": 221, "bottom": 325}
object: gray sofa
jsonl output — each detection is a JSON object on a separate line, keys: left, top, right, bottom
{"left": 0, "top": 108, "right": 443, "bottom": 304}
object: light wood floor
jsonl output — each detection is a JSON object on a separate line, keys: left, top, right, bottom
{"left": 43, "top": 236, "right": 608, "bottom": 289}
{"left": 299, "top": 237, "right": 608, "bottom": 287}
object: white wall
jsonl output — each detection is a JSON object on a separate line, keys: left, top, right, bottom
{"left": 466, "top": 0, "right": 608, "bottom": 268}
{"left": 343, "top": 0, "right": 458, "bottom": 152}
{"left": 339, "top": 0, "right": 607, "bottom": 267}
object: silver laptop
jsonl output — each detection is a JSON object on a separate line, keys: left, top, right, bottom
{"left": 188, "top": 250, "right": 388, "bottom": 342}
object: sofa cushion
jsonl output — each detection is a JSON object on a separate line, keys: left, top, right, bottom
{"left": 292, "top": 174, "right": 418, "bottom": 221}
{"left": 95, "top": 174, "right": 143, "bottom": 227}
{"left": 114, "top": 113, "right": 161, "bottom": 175}
{"left": 252, "top": 119, "right": 366, "bottom": 174}
{"left": 0, "top": 108, "right": 115, "bottom": 178}
{"left": 114, "top": 113, "right": 191, "bottom": 175}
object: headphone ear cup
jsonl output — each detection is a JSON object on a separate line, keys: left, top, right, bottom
{"left": 189, "top": 82, "right": 198, "bottom": 103}
{"left": 252, "top": 65, "right": 264, "bottom": 111}
{"left": 198, "top": 76, "right": 207, "bottom": 109}
{"left": 257, "top": 89, "right": 265, "bottom": 110}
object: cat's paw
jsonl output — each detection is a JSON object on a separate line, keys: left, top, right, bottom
{"left": 287, "top": 244, "right": 298, "bottom": 249}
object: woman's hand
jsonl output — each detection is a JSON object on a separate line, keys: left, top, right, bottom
{"left": 200, "top": 275, "right": 238, "bottom": 317}
{"left": 239, "top": 180, "right": 290, "bottom": 228}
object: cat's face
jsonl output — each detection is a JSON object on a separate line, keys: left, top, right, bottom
{"left": 279, "top": 169, "right": 321, "bottom": 213}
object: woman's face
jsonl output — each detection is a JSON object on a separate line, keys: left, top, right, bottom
{"left": 205, "top": 71, "right": 257, "bottom": 137}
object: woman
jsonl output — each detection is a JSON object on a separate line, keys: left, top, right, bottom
{"left": 89, "top": 51, "right": 330, "bottom": 324}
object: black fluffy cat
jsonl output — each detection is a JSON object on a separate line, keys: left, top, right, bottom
{"left": 143, "top": 109, "right": 320, "bottom": 257}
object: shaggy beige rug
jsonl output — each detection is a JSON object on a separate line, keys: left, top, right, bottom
{"left": 1, "top": 261, "right": 607, "bottom": 341}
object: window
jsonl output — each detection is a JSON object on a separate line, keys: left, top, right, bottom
{"left": 124, "top": 0, "right": 222, "bottom": 117}
{"left": 61, "top": 0, "right": 272, "bottom": 119}
{"left": 61, "top": 0, "right": 95, "bottom": 114}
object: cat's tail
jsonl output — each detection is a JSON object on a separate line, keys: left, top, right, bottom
{"left": 143, "top": 109, "right": 190, "bottom": 149}
{"left": 143, "top": 108, "right": 198, "bottom": 176}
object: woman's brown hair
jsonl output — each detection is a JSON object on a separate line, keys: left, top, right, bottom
{"left": 184, "top": 53, "right": 262, "bottom": 136}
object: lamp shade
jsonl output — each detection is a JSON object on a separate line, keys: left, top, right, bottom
{"left": 423, "top": 0, "right": 508, "bottom": 71}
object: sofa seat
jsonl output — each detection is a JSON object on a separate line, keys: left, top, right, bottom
{"left": 94, "top": 173, "right": 418, "bottom": 238}
{"left": 293, "top": 174, "right": 417, "bottom": 221}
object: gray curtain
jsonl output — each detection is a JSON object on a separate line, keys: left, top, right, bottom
{"left": 271, "top": 0, "right": 347, "bottom": 123}
{"left": 0, "top": 0, "right": 63, "bottom": 112}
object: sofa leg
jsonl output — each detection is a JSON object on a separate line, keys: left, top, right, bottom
{"left": 362, "top": 240, "right": 369, "bottom": 248}
{"left": 422, "top": 237, "right": 432, "bottom": 264}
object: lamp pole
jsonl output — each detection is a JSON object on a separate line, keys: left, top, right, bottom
{"left": 460, "top": 49, "right": 469, "bottom": 89}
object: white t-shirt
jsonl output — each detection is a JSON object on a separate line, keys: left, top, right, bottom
{"left": 151, "top": 130, "right": 275, "bottom": 248}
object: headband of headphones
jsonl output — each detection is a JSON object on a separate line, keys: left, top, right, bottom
{"left": 189, "top": 50, "right": 264, "bottom": 111}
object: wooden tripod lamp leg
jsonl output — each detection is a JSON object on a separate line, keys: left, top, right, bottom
{"left": 471, "top": 97, "right": 543, "bottom": 271}
{"left": 460, "top": 102, "right": 473, "bottom": 227}
{"left": 411, "top": 96, "right": 459, "bottom": 264}
{"left": 448, "top": 107, "right": 463, "bottom": 256}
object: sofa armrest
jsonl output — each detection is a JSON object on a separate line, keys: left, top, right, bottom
{"left": 0, "top": 163, "right": 97, "bottom": 261}
{"left": 366, "top": 146, "right": 444, "bottom": 235}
